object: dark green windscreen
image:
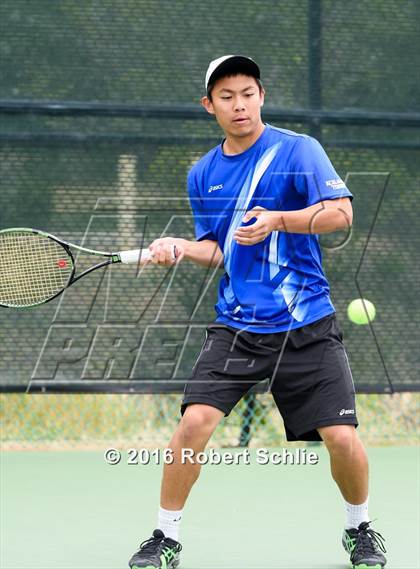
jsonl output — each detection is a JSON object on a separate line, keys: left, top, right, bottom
{"left": 0, "top": 0, "right": 418, "bottom": 392}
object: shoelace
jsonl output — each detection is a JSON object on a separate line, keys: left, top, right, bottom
{"left": 136, "top": 534, "right": 182, "bottom": 556}
{"left": 136, "top": 534, "right": 164, "bottom": 555}
{"left": 351, "top": 521, "right": 386, "bottom": 561}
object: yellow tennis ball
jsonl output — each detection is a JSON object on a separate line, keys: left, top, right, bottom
{"left": 347, "top": 298, "right": 376, "bottom": 325}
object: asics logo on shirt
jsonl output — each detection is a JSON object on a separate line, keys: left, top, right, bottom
{"left": 208, "top": 184, "right": 223, "bottom": 193}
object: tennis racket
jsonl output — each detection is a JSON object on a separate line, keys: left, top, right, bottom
{"left": 0, "top": 227, "right": 174, "bottom": 309}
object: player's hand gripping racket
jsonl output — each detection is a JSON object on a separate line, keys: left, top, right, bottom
{"left": 0, "top": 228, "right": 175, "bottom": 309}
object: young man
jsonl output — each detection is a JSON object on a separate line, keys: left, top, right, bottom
{"left": 128, "top": 55, "right": 387, "bottom": 569}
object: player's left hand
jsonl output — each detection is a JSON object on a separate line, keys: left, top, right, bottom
{"left": 234, "top": 207, "right": 277, "bottom": 245}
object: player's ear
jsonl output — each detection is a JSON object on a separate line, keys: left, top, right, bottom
{"left": 201, "top": 96, "right": 215, "bottom": 115}
{"left": 260, "top": 87, "right": 265, "bottom": 107}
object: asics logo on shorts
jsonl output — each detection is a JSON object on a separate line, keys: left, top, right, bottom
{"left": 339, "top": 408, "right": 355, "bottom": 416}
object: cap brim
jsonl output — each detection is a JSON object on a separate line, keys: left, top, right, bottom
{"left": 206, "top": 56, "right": 260, "bottom": 91}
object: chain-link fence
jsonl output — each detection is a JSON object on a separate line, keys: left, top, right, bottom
{"left": 2, "top": 393, "right": 419, "bottom": 449}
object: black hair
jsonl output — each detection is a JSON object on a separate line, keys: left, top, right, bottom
{"left": 206, "top": 74, "right": 263, "bottom": 102}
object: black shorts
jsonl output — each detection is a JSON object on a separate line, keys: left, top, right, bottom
{"left": 181, "top": 314, "right": 358, "bottom": 441}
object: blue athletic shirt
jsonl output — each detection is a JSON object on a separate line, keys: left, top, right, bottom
{"left": 187, "top": 124, "right": 352, "bottom": 333}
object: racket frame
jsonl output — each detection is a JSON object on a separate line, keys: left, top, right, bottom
{"left": 0, "top": 227, "right": 145, "bottom": 309}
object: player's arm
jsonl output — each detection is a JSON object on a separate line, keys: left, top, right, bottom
{"left": 184, "top": 239, "right": 224, "bottom": 268}
{"left": 278, "top": 197, "right": 353, "bottom": 233}
{"left": 274, "top": 197, "right": 353, "bottom": 233}
{"left": 148, "top": 237, "right": 223, "bottom": 268}
{"left": 234, "top": 198, "right": 352, "bottom": 244}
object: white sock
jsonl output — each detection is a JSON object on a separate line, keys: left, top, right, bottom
{"left": 344, "top": 497, "right": 370, "bottom": 529}
{"left": 158, "top": 506, "right": 183, "bottom": 541}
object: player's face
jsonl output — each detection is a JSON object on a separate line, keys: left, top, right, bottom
{"left": 202, "top": 75, "right": 265, "bottom": 138}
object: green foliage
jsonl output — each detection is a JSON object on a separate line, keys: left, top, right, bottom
{"left": 1, "top": 393, "right": 418, "bottom": 448}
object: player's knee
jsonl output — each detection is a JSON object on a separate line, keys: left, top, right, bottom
{"left": 319, "top": 425, "right": 356, "bottom": 455}
{"left": 179, "top": 405, "right": 221, "bottom": 443}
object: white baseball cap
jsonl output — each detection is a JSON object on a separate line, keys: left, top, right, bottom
{"left": 205, "top": 55, "right": 261, "bottom": 91}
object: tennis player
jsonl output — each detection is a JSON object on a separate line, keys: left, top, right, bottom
{"left": 128, "top": 55, "right": 387, "bottom": 569}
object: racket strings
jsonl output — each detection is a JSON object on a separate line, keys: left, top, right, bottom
{"left": 0, "top": 232, "right": 73, "bottom": 307}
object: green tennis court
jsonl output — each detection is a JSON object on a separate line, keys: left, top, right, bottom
{"left": 1, "top": 446, "right": 418, "bottom": 569}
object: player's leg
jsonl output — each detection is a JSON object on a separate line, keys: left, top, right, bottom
{"left": 128, "top": 323, "right": 270, "bottom": 568}
{"left": 319, "top": 424, "right": 386, "bottom": 569}
{"left": 128, "top": 404, "right": 223, "bottom": 569}
{"left": 271, "top": 314, "right": 386, "bottom": 568}
{"left": 318, "top": 424, "right": 368, "bottom": 504}
{"left": 160, "top": 403, "right": 225, "bottom": 510}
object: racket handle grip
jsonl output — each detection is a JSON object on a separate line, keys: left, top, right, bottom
{"left": 119, "top": 248, "right": 152, "bottom": 264}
